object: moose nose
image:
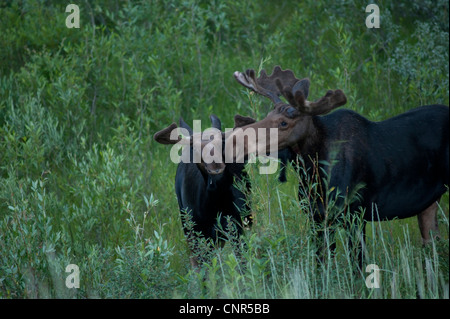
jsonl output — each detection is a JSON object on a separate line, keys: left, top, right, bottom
{"left": 207, "top": 167, "right": 225, "bottom": 175}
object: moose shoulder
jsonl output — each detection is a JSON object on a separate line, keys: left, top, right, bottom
{"left": 229, "top": 65, "right": 449, "bottom": 266}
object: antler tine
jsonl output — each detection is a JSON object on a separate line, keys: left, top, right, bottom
{"left": 234, "top": 65, "right": 303, "bottom": 106}
{"left": 294, "top": 89, "right": 347, "bottom": 116}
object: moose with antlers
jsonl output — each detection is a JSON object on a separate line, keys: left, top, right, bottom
{"left": 228, "top": 66, "right": 449, "bottom": 268}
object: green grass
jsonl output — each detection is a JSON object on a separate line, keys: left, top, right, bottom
{"left": 0, "top": 0, "right": 448, "bottom": 299}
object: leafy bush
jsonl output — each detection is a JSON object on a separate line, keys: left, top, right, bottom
{"left": 107, "top": 230, "right": 175, "bottom": 298}
{"left": 389, "top": 22, "right": 449, "bottom": 105}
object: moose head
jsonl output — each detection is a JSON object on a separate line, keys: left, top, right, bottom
{"left": 154, "top": 115, "right": 226, "bottom": 176}
{"left": 226, "top": 66, "right": 347, "bottom": 156}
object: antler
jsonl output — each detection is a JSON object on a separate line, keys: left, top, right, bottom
{"left": 234, "top": 65, "right": 307, "bottom": 105}
{"left": 291, "top": 89, "right": 347, "bottom": 116}
{"left": 235, "top": 65, "right": 347, "bottom": 116}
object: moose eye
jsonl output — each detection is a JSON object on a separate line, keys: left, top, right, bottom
{"left": 280, "top": 121, "right": 288, "bottom": 127}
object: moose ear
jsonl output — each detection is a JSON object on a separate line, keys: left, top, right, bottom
{"left": 154, "top": 123, "right": 191, "bottom": 145}
{"left": 292, "top": 78, "right": 310, "bottom": 100}
{"left": 210, "top": 114, "right": 222, "bottom": 130}
{"left": 234, "top": 114, "right": 256, "bottom": 129}
{"left": 179, "top": 117, "right": 193, "bottom": 135}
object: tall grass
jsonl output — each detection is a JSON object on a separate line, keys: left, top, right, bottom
{"left": 179, "top": 162, "right": 449, "bottom": 299}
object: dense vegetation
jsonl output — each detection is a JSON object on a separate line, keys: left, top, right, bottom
{"left": 0, "top": 0, "right": 448, "bottom": 299}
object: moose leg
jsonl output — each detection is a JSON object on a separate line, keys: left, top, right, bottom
{"left": 312, "top": 203, "right": 337, "bottom": 267}
{"left": 187, "top": 239, "right": 201, "bottom": 272}
{"left": 417, "top": 200, "right": 441, "bottom": 245}
{"left": 186, "top": 234, "right": 211, "bottom": 272}
{"left": 315, "top": 227, "right": 337, "bottom": 266}
{"left": 189, "top": 255, "right": 200, "bottom": 270}
{"left": 347, "top": 220, "right": 366, "bottom": 272}
{"left": 223, "top": 217, "right": 248, "bottom": 273}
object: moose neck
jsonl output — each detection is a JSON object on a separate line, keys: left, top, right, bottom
{"left": 291, "top": 115, "right": 326, "bottom": 162}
